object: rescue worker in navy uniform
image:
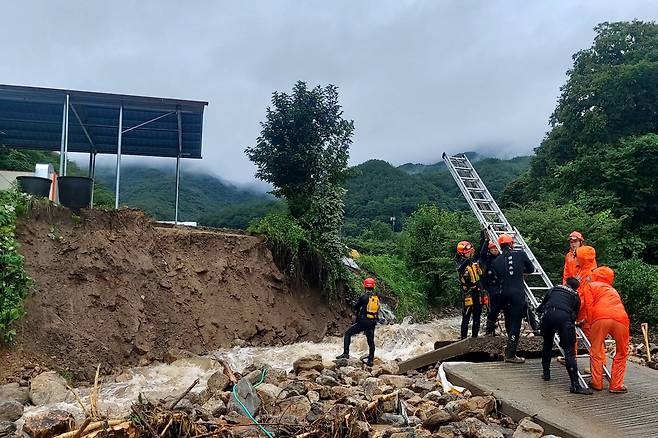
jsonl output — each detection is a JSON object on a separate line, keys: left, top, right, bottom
{"left": 479, "top": 231, "right": 505, "bottom": 336}
{"left": 336, "top": 278, "right": 380, "bottom": 366}
{"left": 456, "top": 241, "right": 483, "bottom": 339}
{"left": 537, "top": 277, "right": 593, "bottom": 395}
{"left": 492, "top": 234, "right": 535, "bottom": 363}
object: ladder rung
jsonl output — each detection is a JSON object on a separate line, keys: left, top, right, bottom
{"left": 454, "top": 166, "right": 471, "bottom": 171}
{"left": 480, "top": 210, "right": 498, "bottom": 214}
{"left": 468, "top": 188, "right": 486, "bottom": 192}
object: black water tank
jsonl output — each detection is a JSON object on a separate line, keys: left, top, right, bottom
{"left": 16, "top": 176, "right": 52, "bottom": 198}
{"left": 58, "top": 176, "right": 93, "bottom": 210}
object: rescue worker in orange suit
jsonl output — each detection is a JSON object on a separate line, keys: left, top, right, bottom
{"left": 537, "top": 277, "right": 593, "bottom": 395}
{"left": 492, "top": 234, "right": 535, "bottom": 363}
{"left": 480, "top": 231, "right": 506, "bottom": 336}
{"left": 336, "top": 278, "right": 380, "bottom": 366}
{"left": 563, "top": 231, "right": 584, "bottom": 285}
{"left": 584, "top": 267, "right": 630, "bottom": 393}
{"left": 457, "top": 241, "right": 483, "bottom": 339}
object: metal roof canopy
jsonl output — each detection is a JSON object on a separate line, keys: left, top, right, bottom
{"left": 0, "top": 84, "right": 208, "bottom": 222}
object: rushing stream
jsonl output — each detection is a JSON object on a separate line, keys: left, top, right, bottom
{"left": 19, "top": 316, "right": 460, "bottom": 424}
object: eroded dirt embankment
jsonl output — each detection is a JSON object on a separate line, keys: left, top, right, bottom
{"left": 1, "top": 207, "right": 350, "bottom": 381}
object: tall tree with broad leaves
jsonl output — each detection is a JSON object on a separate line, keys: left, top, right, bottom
{"left": 246, "top": 81, "right": 354, "bottom": 219}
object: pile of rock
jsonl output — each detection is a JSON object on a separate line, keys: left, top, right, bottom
{"left": 3, "top": 355, "right": 555, "bottom": 438}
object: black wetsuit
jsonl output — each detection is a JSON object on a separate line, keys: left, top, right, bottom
{"left": 479, "top": 235, "right": 506, "bottom": 335}
{"left": 457, "top": 257, "right": 483, "bottom": 339}
{"left": 341, "top": 292, "right": 378, "bottom": 362}
{"left": 537, "top": 285, "right": 581, "bottom": 384}
{"left": 493, "top": 246, "right": 535, "bottom": 357}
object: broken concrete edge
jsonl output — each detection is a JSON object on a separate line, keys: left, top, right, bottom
{"left": 443, "top": 363, "right": 579, "bottom": 438}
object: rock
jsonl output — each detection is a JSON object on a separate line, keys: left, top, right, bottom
{"left": 0, "top": 383, "right": 29, "bottom": 405}
{"left": 0, "top": 421, "right": 16, "bottom": 438}
{"left": 315, "top": 375, "right": 339, "bottom": 386}
{"left": 330, "top": 386, "right": 361, "bottom": 400}
{"left": 412, "top": 378, "right": 437, "bottom": 393}
{"left": 256, "top": 383, "right": 282, "bottom": 407}
{"left": 201, "top": 397, "right": 227, "bottom": 417}
{"left": 371, "top": 361, "right": 400, "bottom": 376}
{"left": 512, "top": 417, "right": 544, "bottom": 438}
{"left": 390, "top": 429, "right": 431, "bottom": 438}
{"left": 206, "top": 371, "right": 231, "bottom": 394}
{"left": 174, "top": 399, "right": 194, "bottom": 414}
{"left": 351, "top": 420, "right": 369, "bottom": 438}
{"left": 307, "top": 390, "right": 320, "bottom": 403}
{"left": 163, "top": 348, "right": 196, "bottom": 364}
{"left": 453, "top": 417, "right": 504, "bottom": 438}
{"left": 399, "top": 388, "right": 417, "bottom": 399}
{"left": 444, "top": 395, "right": 496, "bottom": 418}
{"left": 227, "top": 378, "right": 260, "bottom": 416}
{"left": 264, "top": 368, "right": 288, "bottom": 385}
{"left": 423, "top": 409, "right": 452, "bottom": 430}
{"left": 23, "top": 410, "right": 75, "bottom": 438}
{"left": 363, "top": 377, "right": 382, "bottom": 401}
{"left": 306, "top": 401, "right": 329, "bottom": 422}
{"left": 282, "top": 380, "right": 306, "bottom": 396}
{"left": 379, "top": 413, "right": 406, "bottom": 427}
{"left": 275, "top": 395, "right": 311, "bottom": 422}
{"left": 293, "top": 355, "right": 324, "bottom": 373}
{"left": 297, "top": 369, "right": 321, "bottom": 381}
{"left": 379, "top": 374, "right": 413, "bottom": 389}
{"left": 346, "top": 369, "right": 371, "bottom": 383}
{"left": 29, "top": 372, "right": 72, "bottom": 406}
{"left": 0, "top": 400, "right": 23, "bottom": 422}
{"left": 321, "top": 368, "right": 340, "bottom": 380}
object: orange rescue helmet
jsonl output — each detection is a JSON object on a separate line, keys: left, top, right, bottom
{"left": 569, "top": 231, "right": 584, "bottom": 241}
{"left": 456, "top": 241, "right": 473, "bottom": 255}
{"left": 498, "top": 234, "right": 513, "bottom": 246}
{"left": 363, "top": 277, "right": 376, "bottom": 289}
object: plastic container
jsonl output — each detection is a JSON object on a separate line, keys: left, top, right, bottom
{"left": 16, "top": 176, "right": 52, "bottom": 198}
{"left": 57, "top": 176, "right": 93, "bottom": 210}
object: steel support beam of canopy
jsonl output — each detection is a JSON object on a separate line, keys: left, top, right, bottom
{"left": 175, "top": 108, "right": 182, "bottom": 224}
{"left": 115, "top": 104, "right": 123, "bottom": 209}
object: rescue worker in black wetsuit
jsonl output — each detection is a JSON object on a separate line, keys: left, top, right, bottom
{"left": 456, "top": 240, "right": 483, "bottom": 339}
{"left": 537, "top": 277, "right": 593, "bottom": 395}
{"left": 479, "top": 231, "right": 507, "bottom": 336}
{"left": 336, "top": 277, "right": 380, "bottom": 366}
{"left": 492, "top": 234, "right": 535, "bottom": 363}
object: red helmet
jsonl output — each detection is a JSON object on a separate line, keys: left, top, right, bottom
{"left": 568, "top": 231, "right": 584, "bottom": 241}
{"left": 498, "top": 234, "right": 513, "bottom": 246}
{"left": 456, "top": 241, "right": 473, "bottom": 255}
{"left": 487, "top": 241, "right": 498, "bottom": 250}
{"left": 363, "top": 278, "right": 376, "bottom": 289}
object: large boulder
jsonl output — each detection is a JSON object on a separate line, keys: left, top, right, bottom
{"left": 0, "top": 400, "right": 23, "bottom": 422}
{"left": 363, "top": 377, "right": 382, "bottom": 401}
{"left": 29, "top": 372, "right": 72, "bottom": 406}
{"left": 0, "top": 383, "right": 29, "bottom": 405}
{"left": 200, "top": 397, "right": 227, "bottom": 418}
{"left": 422, "top": 409, "right": 452, "bottom": 430}
{"left": 23, "top": 410, "right": 75, "bottom": 438}
{"left": 379, "top": 413, "right": 406, "bottom": 427}
{"left": 447, "top": 417, "right": 504, "bottom": 438}
{"left": 275, "top": 395, "right": 311, "bottom": 422}
{"left": 512, "top": 417, "right": 544, "bottom": 438}
{"left": 293, "top": 355, "right": 324, "bottom": 373}
{"left": 255, "top": 383, "right": 282, "bottom": 408}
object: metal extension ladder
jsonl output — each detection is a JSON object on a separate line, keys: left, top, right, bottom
{"left": 442, "top": 152, "right": 610, "bottom": 386}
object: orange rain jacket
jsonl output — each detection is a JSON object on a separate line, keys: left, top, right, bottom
{"left": 585, "top": 267, "right": 630, "bottom": 326}
{"left": 574, "top": 246, "right": 597, "bottom": 322}
{"left": 562, "top": 249, "right": 578, "bottom": 285}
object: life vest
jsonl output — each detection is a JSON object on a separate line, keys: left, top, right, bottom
{"left": 366, "top": 295, "right": 380, "bottom": 319}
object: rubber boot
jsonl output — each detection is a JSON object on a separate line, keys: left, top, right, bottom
{"left": 568, "top": 367, "right": 593, "bottom": 395}
{"left": 335, "top": 353, "right": 349, "bottom": 360}
{"left": 504, "top": 339, "right": 525, "bottom": 364}
{"left": 542, "top": 370, "right": 550, "bottom": 381}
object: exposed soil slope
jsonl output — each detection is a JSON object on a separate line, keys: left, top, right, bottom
{"left": 2, "top": 207, "right": 350, "bottom": 381}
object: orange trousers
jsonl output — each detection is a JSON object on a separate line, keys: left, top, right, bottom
{"left": 589, "top": 318, "right": 629, "bottom": 391}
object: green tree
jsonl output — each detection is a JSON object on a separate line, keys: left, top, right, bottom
{"left": 245, "top": 81, "right": 354, "bottom": 218}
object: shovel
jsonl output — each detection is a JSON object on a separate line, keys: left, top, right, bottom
{"left": 641, "top": 323, "right": 657, "bottom": 369}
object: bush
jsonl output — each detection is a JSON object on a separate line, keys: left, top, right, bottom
{"left": 401, "top": 205, "right": 479, "bottom": 306}
{"left": 357, "top": 254, "right": 429, "bottom": 320}
{"left": 0, "top": 190, "right": 32, "bottom": 343}
{"left": 614, "top": 259, "right": 658, "bottom": 326}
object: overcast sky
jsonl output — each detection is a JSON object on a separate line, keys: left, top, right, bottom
{"left": 2, "top": 1, "right": 657, "bottom": 184}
